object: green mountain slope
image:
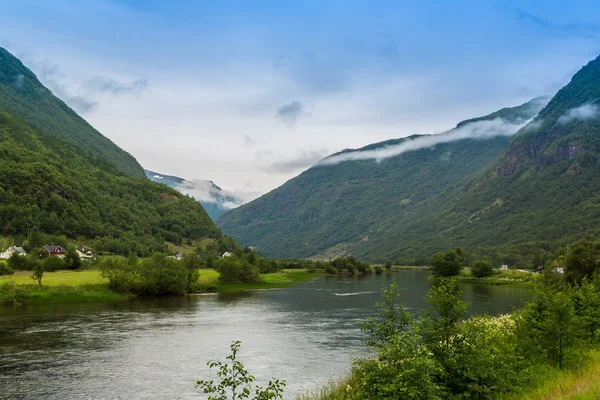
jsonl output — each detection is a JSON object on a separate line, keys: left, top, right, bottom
{"left": 384, "top": 54, "right": 600, "bottom": 260}
{"left": 218, "top": 97, "right": 547, "bottom": 259}
{"left": 0, "top": 47, "right": 145, "bottom": 178}
{"left": 0, "top": 108, "right": 220, "bottom": 256}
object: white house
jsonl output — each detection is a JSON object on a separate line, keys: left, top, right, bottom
{"left": 76, "top": 248, "right": 95, "bottom": 261}
{"left": 500, "top": 265, "right": 509, "bottom": 271}
{"left": 221, "top": 251, "right": 234, "bottom": 258}
{"left": 0, "top": 246, "right": 27, "bottom": 259}
{"left": 168, "top": 253, "right": 183, "bottom": 260}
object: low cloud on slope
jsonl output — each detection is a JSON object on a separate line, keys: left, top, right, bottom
{"left": 558, "top": 103, "right": 600, "bottom": 124}
{"left": 174, "top": 179, "right": 244, "bottom": 210}
{"left": 318, "top": 117, "right": 530, "bottom": 166}
{"left": 264, "top": 149, "right": 330, "bottom": 173}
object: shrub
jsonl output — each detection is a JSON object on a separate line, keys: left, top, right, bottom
{"left": 7, "top": 252, "right": 27, "bottom": 271}
{"left": 373, "top": 265, "right": 384, "bottom": 274}
{"left": 0, "top": 282, "right": 30, "bottom": 306}
{"left": 0, "top": 262, "right": 14, "bottom": 276}
{"left": 471, "top": 260, "right": 494, "bottom": 278}
{"left": 43, "top": 256, "right": 65, "bottom": 272}
{"left": 324, "top": 264, "right": 338, "bottom": 274}
{"left": 214, "top": 256, "right": 260, "bottom": 284}
{"left": 430, "top": 250, "right": 463, "bottom": 277}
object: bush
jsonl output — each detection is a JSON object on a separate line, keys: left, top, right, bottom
{"left": 324, "top": 263, "right": 338, "bottom": 274}
{"left": 43, "top": 256, "right": 65, "bottom": 272}
{"left": 373, "top": 265, "right": 384, "bottom": 274}
{"left": 471, "top": 260, "right": 494, "bottom": 278}
{"left": 214, "top": 256, "right": 260, "bottom": 284}
{"left": 430, "top": 250, "right": 463, "bottom": 277}
{"left": 0, "top": 282, "right": 30, "bottom": 306}
{"left": 99, "top": 254, "right": 190, "bottom": 295}
{"left": 7, "top": 253, "right": 27, "bottom": 271}
{"left": 0, "top": 262, "right": 14, "bottom": 276}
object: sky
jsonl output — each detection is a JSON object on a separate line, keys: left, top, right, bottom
{"left": 1, "top": 0, "right": 600, "bottom": 201}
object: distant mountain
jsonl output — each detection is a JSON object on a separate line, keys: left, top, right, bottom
{"left": 145, "top": 170, "right": 244, "bottom": 220}
{"left": 218, "top": 96, "right": 549, "bottom": 260}
{"left": 0, "top": 50, "right": 220, "bottom": 255}
{"left": 0, "top": 47, "right": 145, "bottom": 178}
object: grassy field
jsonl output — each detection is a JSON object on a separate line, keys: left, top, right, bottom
{"left": 500, "top": 350, "right": 600, "bottom": 400}
{"left": 0, "top": 268, "right": 320, "bottom": 305}
{"left": 441, "top": 269, "right": 542, "bottom": 286}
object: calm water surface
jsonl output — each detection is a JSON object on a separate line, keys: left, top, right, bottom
{"left": 0, "top": 271, "right": 532, "bottom": 399}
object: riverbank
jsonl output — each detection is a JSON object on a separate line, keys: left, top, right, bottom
{"left": 0, "top": 268, "right": 321, "bottom": 306}
{"left": 297, "top": 349, "right": 600, "bottom": 400}
{"left": 435, "top": 269, "right": 542, "bottom": 287}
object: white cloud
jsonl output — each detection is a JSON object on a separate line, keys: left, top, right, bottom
{"left": 319, "top": 117, "right": 530, "bottom": 166}
{"left": 558, "top": 103, "right": 600, "bottom": 124}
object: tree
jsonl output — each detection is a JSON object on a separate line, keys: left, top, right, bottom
{"left": 517, "top": 284, "right": 582, "bottom": 368}
{"left": 64, "top": 249, "right": 82, "bottom": 270}
{"left": 182, "top": 253, "right": 201, "bottom": 291}
{"left": 430, "top": 250, "right": 463, "bottom": 277}
{"left": 43, "top": 256, "right": 65, "bottom": 272}
{"left": 565, "top": 240, "right": 600, "bottom": 283}
{"left": 28, "top": 226, "right": 43, "bottom": 249}
{"left": 7, "top": 252, "right": 27, "bottom": 271}
{"left": 471, "top": 260, "right": 494, "bottom": 278}
{"left": 30, "top": 262, "right": 43, "bottom": 287}
{"left": 196, "top": 341, "right": 285, "bottom": 400}
{"left": 384, "top": 260, "right": 393, "bottom": 271}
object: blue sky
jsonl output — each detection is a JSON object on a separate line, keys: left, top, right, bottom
{"left": 1, "top": 0, "right": 600, "bottom": 198}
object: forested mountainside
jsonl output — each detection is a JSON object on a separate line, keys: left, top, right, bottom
{"left": 218, "top": 97, "right": 547, "bottom": 260}
{"left": 0, "top": 109, "right": 220, "bottom": 255}
{"left": 145, "top": 170, "right": 244, "bottom": 220}
{"left": 0, "top": 47, "right": 145, "bottom": 178}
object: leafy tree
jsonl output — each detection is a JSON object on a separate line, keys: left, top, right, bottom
{"left": 28, "top": 226, "right": 44, "bottom": 249}
{"left": 7, "top": 252, "right": 26, "bottom": 271}
{"left": 384, "top": 260, "right": 393, "bottom": 271}
{"left": 517, "top": 284, "right": 582, "bottom": 368}
{"left": 30, "top": 262, "right": 43, "bottom": 287}
{"left": 214, "top": 257, "right": 260, "bottom": 284}
{"left": 573, "top": 279, "right": 600, "bottom": 343}
{"left": 0, "top": 262, "right": 14, "bottom": 276}
{"left": 471, "top": 260, "right": 494, "bottom": 278}
{"left": 182, "top": 253, "right": 201, "bottom": 292}
{"left": 43, "top": 256, "right": 65, "bottom": 272}
{"left": 565, "top": 240, "right": 600, "bottom": 283}
{"left": 64, "top": 249, "right": 82, "bottom": 270}
{"left": 430, "top": 250, "right": 463, "bottom": 277}
{"left": 196, "top": 341, "right": 286, "bottom": 400}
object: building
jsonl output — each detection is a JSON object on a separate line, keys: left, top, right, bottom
{"left": 41, "top": 245, "right": 66, "bottom": 258}
{"left": 221, "top": 251, "right": 234, "bottom": 258}
{"left": 500, "top": 265, "right": 509, "bottom": 271}
{"left": 0, "top": 246, "right": 27, "bottom": 259}
{"left": 76, "top": 248, "right": 95, "bottom": 261}
{"left": 168, "top": 253, "right": 183, "bottom": 260}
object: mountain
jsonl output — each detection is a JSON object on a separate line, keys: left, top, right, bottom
{"left": 0, "top": 47, "right": 145, "bottom": 178}
{"left": 145, "top": 170, "right": 244, "bottom": 220}
{"left": 218, "top": 97, "right": 548, "bottom": 259}
{"left": 0, "top": 52, "right": 220, "bottom": 256}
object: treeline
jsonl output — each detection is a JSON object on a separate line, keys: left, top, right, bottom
{"left": 331, "top": 275, "right": 600, "bottom": 399}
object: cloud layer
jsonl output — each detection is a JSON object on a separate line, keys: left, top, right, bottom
{"left": 558, "top": 103, "right": 600, "bottom": 124}
{"left": 319, "top": 117, "right": 530, "bottom": 166}
{"left": 264, "top": 149, "right": 330, "bottom": 173}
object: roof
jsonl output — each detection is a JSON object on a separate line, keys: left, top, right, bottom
{"left": 78, "top": 247, "right": 94, "bottom": 253}
{"left": 42, "top": 245, "right": 64, "bottom": 252}
{"left": 5, "top": 246, "right": 26, "bottom": 253}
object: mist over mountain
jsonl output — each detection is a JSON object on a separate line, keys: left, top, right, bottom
{"left": 145, "top": 170, "right": 245, "bottom": 220}
{"left": 218, "top": 97, "right": 548, "bottom": 259}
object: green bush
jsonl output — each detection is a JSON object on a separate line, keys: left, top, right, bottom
{"left": 214, "top": 256, "right": 260, "bottom": 284}
{"left": 373, "top": 265, "right": 384, "bottom": 274}
{"left": 0, "top": 282, "right": 30, "bottom": 306}
{"left": 43, "top": 256, "right": 65, "bottom": 272}
{"left": 324, "top": 264, "right": 338, "bottom": 274}
{"left": 471, "top": 260, "right": 494, "bottom": 278}
{"left": 0, "top": 261, "right": 14, "bottom": 276}
{"left": 430, "top": 249, "right": 463, "bottom": 277}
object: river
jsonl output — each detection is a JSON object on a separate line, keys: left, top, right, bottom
{"left": 0, "top": 270, "right": 532, "bottom": 399}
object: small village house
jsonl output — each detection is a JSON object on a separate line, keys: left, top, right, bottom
{"left": 41, "top": 245, "right": 66, "bottom": 258}
{"left": 221, "top": 251, "right": 234, "bottom": 258}
{"left": 76, "top": 248, "right": 95, "bottom": 261}
{"left": 0, "top": 246, "right": 27, "bottom": 259}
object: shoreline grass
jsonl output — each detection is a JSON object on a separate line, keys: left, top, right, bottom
{"left": 0, "top": 268, "right": 321, "bottom": 306}
{"left": 433, "top": 269, "right": 542, "bottom": 287}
